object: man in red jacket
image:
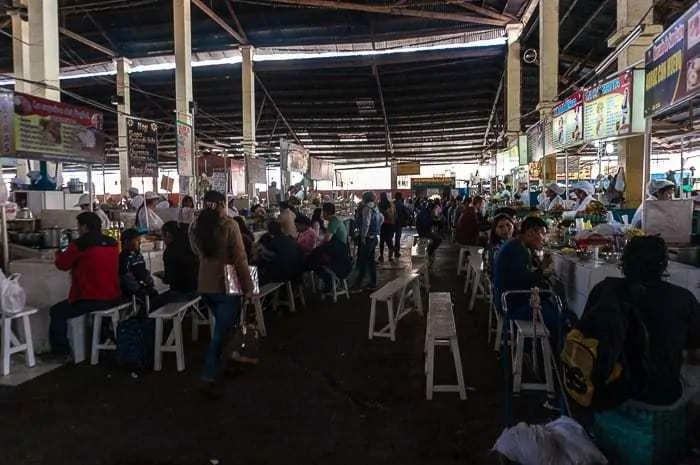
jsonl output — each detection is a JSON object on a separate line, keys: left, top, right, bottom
{"left": 49, "top": 212, "right": 122, "bottom": 357}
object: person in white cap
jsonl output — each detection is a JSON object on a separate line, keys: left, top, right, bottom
{"left": 136, "top": 191, "right": 164, "bottom": 232}
{"left": 631, "top": 179, "right": 675, "bottom": 228}
{"left": 571, "top": 181, "right": 596, "bottom": 213}
{"left": 128, "top": 187, "right": 144, "bottom": 211}
{"left": 76, "top": 194, "right": 110, "bottom": 230}
{"left": 538, "top": 182, "right": 566, "bottom": 212}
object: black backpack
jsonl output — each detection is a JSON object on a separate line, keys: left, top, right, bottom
{"left": 116, "top": 314, "right": 155, "bottom": 372}
{"left": 560, "top": 278, "right": 650, "bottom": 410}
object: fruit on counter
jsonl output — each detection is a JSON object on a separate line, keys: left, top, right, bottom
{"left": 583, "top": 200, "right": 607, "bottom": 216}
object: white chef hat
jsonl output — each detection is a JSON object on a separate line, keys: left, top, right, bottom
{"left": 646, "top": 179, "right": 675, "bottom": 196}
{"left": 573, "top": 181, "right": 595, "bottom": 196}
{"left": 545, "top": 182, "right": 565, "bottom": 195}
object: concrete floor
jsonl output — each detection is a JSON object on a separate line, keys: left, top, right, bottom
{"left": 0, "top": 237, "right": 556, "bottom": 465}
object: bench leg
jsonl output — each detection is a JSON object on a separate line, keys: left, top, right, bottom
{"left": 342, "top": 280, "right": 350, "bottom": 299}
{"left": 287, "top": 282, "right": 296, "bottom": 313}
{"left": 450, "top": 337, "right": 467, "bottom": 400}
{"left": 254, "top": 298, "right": 266, "bottom": 337}
{"left": 541, "top": 337, "right": 555, "bottom": 395}
{"left": 468, "top": 269, "right": 480, "bottom": 312}
{"left": 331, "top": 278, "right": 338, "bottom": 303}
{"left": 387, "top": 298, "right": 396, "bottom": 342}
{"left": 426, "top": 339, "right": 435, "bottom": 400}
{"left": 512, "top": 330, "right": 525, "bottom": 394}
{"left": 21, "top": 315, "right": 35, "bottom": 368}
{"left": 90, "top": 313, "right": 103, "bottom": 365}
{"left": 154, "top": 318, "right": 164, "bottom": 371}
{"left": 368, "top": 298, "right": 377, "bottom": 340}
{"left": 298, "top": 284, "right": 306, "bottom": 307}
{"left": 2, "top": 319, "right": 11, "bottom": 376}
{"left": 412, "top": 280, "right": 423, "bottom": 316}
{"left": 174, "top": 318, "right": 185, "bottom": 372}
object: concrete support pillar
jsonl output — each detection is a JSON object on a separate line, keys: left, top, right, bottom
{"left": 610, "top": 0, "right": 662, "bottom": 208}
{"left": 174, "top": 0, "right": 194, "bottom": 195}
{"left": 116, "top": 58, "right": 131, "bottom": 197}
{"left": 390, "top": 160, "right": 398, "bottom": 191}
{"left": 11, "top": 1, "right": 30, "bottom": 95}
{"left": 505, "top": 24, "right": 523, "bottom": 138}
{"left": 241, "top": 45, "right": 256, "bottom": 201}
{"left": 537, "top": 0, "right": 559, "bottom": 120}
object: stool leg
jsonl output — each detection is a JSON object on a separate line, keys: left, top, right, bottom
{"left": 2, "top": 319, "right": 11, "bottom": 376}
{"left": 541, "top": 337, "right": 555, "bottom": 395}
{"left": 332, "top": 278, "right": 338, "bottom": 303}
{"left": 255, "top": 298, "right": 266, "bottom": 337}
{"left": 343, "top": 280, "right": 350, "bottom": 299}
{"left": 468, "top": 269, "right": 480, "bottom": 312}
{"left": 426, "top": 339, "right": 435, "bottom": 400}
{"left": 174, "top": 318, "right": 185, "bottom": 372}
{"left": 298, "top": 284, "right": 306, "bottom": 307}
{"left": 154, "top": 319, "right": 164, "bottom": 371}
{"left": 387, "top": 298, "right": 396, "bottom": 342}
{"left": 451, "top": 337, "right": 467, "bottom": 400}
{"left": 463, "top": 267, "right": 471, "bottom": 294}
{"left": 22, "top": 315, "right": 35, "bottom": 368}
{"left": 287, "top": 283, "right": 296, "bottom": 313}
{"left": 191, "top": 313, "right": 199, "bottom": 342}
{"left": 412, "top": 280, "right": 423, "bottom": 316}
{"left": 90, "top": 314, "right": 103, "bottom": 365}
{"left": 513, "top": 331, "right": 525, "bottom": 393}
{"left": 368, "top": 298, "right": 377, "bottom": 339}
{"left": 457, "top": 248, "right": 465, "bottom": 275}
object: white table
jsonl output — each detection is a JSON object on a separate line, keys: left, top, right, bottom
{"left": 551, "top": 252, "right": 700, "bottom": 318}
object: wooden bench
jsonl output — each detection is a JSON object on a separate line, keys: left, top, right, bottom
{"left": 425, "top": 292, "right": 466, "bottom": 400}
{"left": 240, "top": 282, "right": 284, "bottom": 337}
{"left": 149, "top": 297, "right": 202, "bottom": 371}
{"left": 368, "top": 272, "right": 423, "bottom": 342}
{"left": 90, "top": 301, "right": 133, "bottom": 365}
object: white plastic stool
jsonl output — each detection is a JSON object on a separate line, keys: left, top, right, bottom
{"left": 456, "top": 245, "right": 470, "bottom": 275}
{"left": 512, "top": 320, "right": 554, "bottom": 395}
{"left": 90, "top": 302, "right": 132, "bottom": 365}
{"left": 191, "top": 305, "right": 214, "bottom": 342}
{"left": 1, "top": 308, "right": 37, "bottom": 376}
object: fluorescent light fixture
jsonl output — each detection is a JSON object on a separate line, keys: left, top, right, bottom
{"left": 0, "top": 36, "right": 506, "bottom": 86}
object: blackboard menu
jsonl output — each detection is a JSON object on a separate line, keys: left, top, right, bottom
{"left": 127, "top": 117, "right": 158, "bottom": 178}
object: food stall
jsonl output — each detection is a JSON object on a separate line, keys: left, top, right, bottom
{"left": 410, "top": 176, "right": 455, "bottom": 199}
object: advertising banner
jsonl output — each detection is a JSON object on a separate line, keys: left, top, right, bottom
{"left": 309, "top": 157, "right": 323, "bottom": 180}
{"left": 176, "top": 120, "right": 193, "bottom": 177}
{"left": 0, "top": 90, "right": 13, "bottom": 156}
{"left": 583, "top": 71, "right": 633, "bottom": 141}
{"left": 248, "top": 157, "right": 267, "bottom": 184}
{"left": 645, "top": 1, "right": 700, "bottom": 116}
{"left": 230, "top": 160, "right": 246, "bottom": 194}
{"left": 397, "top": 162, "right": 420, "bottom": 176}
{"left": 552, "top": 92, "right": 584, "bottom": 149}
{"left": 410, "top": 177, "right": 455, "bottom": 189}
{"left": 281, "top": 139, "right": 309, "bottom": 173}
{"left": 526, "top": 123, "right": 544, "bottom": 162}
{"left": 127, "top": 117, "right": 158, "bottom": 178}
{"left": 321, "top": 160, "right": 335, "bottom": 181}
{"left": 13, "top": 92, "right": 105, "bottom": 163}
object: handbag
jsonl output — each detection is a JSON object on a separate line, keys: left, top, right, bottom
{"left": 224, "top": 264, "right": 260, "bottom": 296}
{"left": 225, "top": 322, "right": 260, "bottom": 365}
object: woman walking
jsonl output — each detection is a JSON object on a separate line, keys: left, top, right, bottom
{"left": 378, "top": 192, "right": 396, "bottom": 262}
{"left": 190, "top": 190, "right": 253, "bottom": 397}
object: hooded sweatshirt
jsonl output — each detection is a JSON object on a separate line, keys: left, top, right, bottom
{"left": 359, "top": 201, "right": 383, "bottom": 241}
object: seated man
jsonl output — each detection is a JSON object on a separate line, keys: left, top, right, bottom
{"left": 119, "top": 228, "right": 162, "bottom": 310}
{"left": 416, "top": 201, "right": 442, "bottom": 257}
{"left": 308, "top": 202, "right": 352, "bottom": 290}
{"left": 455, "top": 195, "right": 490, "bottom": 246}
{"left": 493, "top": 216, "right": 558, "bottom": 340}
{"left": 50, "top": 212, "right": 122, "bottom": 359}
{"left": 154, "top": 221, "right": 199, "bottom": 300}
{"left": 257, "top": 220, "right": 302, "bottom": 285}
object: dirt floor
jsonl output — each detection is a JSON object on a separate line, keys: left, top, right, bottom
{"left": 0, "top": 237, "right": 559, "bottom": 465}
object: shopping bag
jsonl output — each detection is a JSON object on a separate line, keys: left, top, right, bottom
{"left": 0, "top": 272, "right": 26, "bottom": 315}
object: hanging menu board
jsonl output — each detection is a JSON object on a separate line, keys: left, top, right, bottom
{"left": 12, "top": 92, "right": 106, "bottom": 163}
{"left": 127, "top": 117, "right": 158, "bottom": 178}
{"left": 248, "top": 158, "right": 267, "bottom": 184}
{"left": 230, "top": 160, "right": 246, "bottom": 194}
{"left": 526, "top": 122, "right": 544, "bottom": 162}
{"left": 645, "top": 2, "right": 700, "bottom": 117}
{"left": 0, "top": 90, "right": 13, "bottom": 156}
{"left": 210, "top": 167, "right": 227, "bottom": 193}
{"left": 583, "top": 71, "right": 634, "bottom": 141}
{"left": 552, "top": 92, "right": 584, "bottom": 149}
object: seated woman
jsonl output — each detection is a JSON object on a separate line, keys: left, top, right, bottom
{"left": 482, "top": 213, "right": 515, "bottom": 279}
{"left": 119, "top": 228, "right": 167, "bottom": 311}
{"left": 311, "top": 208, "right": 326, "bottom": 245}
{"left": 155, "top": 221, "right": 198, "bottom": 300}
{"left": 233, "top": 216, "right": 255, "bottom": 261}
{"left": 307, "top": 202, "right": 352, "bottom": 290}
{"left": 295, "top": 215, "right": 318, "bottom": 260}
{"left": 257, "top": 220, "right": 302, "bottom": 285}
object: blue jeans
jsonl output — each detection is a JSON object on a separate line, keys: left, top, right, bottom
{"left": 355, "top": 236, "right": 378, "bottom": 288}
{"left": 394, "top": 227, "right": 402, "bottom": 256}
{"left": 49, "top": 299, "right": 123, "bottom": 355}
{"left": 200, "top": 293, "right": 241, "bottom": 382}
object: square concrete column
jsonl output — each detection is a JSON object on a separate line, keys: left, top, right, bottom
{"left": 538, "top": 0, "right": 559, "bottom": 120}
{"left": 174, "top": 0, "right": 194, "bottom": 195}
{"left": 610, "top": 0, "right": 662, "bottom": 208}
{"left": 506, "top": 24, "right": 523, "bottom": 138}
{"left": 241, "top": 45, "right": 256, "bottom": 201}
{"left": 115, "top": 58, "right": 131, "bottom": 197}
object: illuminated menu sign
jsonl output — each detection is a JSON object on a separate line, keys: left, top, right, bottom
{"left": 645, "top": 1, "right": 700, "bottom": 116}
{"left": 583, "top": 71, "right": 633, "bottom": 141}
{"left": 551, "top": 92, "right": 583, "bottom": 149}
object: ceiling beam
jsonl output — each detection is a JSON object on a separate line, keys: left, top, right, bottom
{"left": 372, "top": 65, "right": 393, "bottom": 155}
{"left": 59, "top": 27, "right": 117, "bottom": 58}
{"left": 562, "top": 0, "right": 610, "bottom": 52}
{"left": 84, "top": 12, "right": 119, "bottom": 52}
{"left": 192, "top": 0, "right": 246, "bottom": 44}
{"left": 262, "top": 0, "right": 509, "bottom": 26}
{"left": 225, "top": 0, "right": 250, "bottom": 44}
{"left": 450, "top": 1, "right": 515, "bottom": 22}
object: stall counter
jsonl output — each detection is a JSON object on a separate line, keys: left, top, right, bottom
{"left": 9, "top": 250, "right": 165, "bottom": 354}
{"left": 551, "top": 252, "right": 700, "bottom": 318}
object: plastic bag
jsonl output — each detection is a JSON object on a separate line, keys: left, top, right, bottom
{"left": 0, "top": 271, "right": 27, "bottom": 315}
{"left": 492, "top": 416, "right": 607, "bottom": 465}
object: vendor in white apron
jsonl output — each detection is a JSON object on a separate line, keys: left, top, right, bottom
{"left": 538, "top": 182, "right": 566, "bottom": 212}
{"left": 571, "top": 181, "right": 596, "bottom": 213}
{"left": 75, "top": 194, "right": 110, "bottom": 230}
{"left": 136, "top": 191, "right": 164, "bottom": 233}
{"left": 631, "top": 179, "right": 675, "bottom": 228}
{"left": 128, "top": 187, "right": 144, "bottom": 211}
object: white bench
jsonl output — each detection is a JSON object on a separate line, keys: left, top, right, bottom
{"left": 1, "top": 308, "right": 38, "bottom": 376}
{"left": 240, "top": 282, "right": 284, "bottom": 337}
{"left": 274, "top": 281, "right": 306, "bottom": 313}
{"left": 425, "top": 292, "right": 467, "bottom": 400}
{"left": 368, "top": 272, "right": 423, "bottom": 341}
{"left": 411, "top": 260, "right": 431, "bottom": 293}
{"left": 90, "top": 301, "right": 133, "bottom": 365}
{"left": 150, "top": 297, "right": 202, "bottom": 371}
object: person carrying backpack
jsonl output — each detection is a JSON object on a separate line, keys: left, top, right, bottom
{"left": 352, "top": 191, "right": 382, "bottom": 291}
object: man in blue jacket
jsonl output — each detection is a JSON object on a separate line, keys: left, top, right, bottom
{"left": 353, "top": 192, "right": 382, "bottom": 291}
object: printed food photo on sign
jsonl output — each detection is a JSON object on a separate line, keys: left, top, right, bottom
{"left": 688, "top": 8, "right": 700, "bottom": 92}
